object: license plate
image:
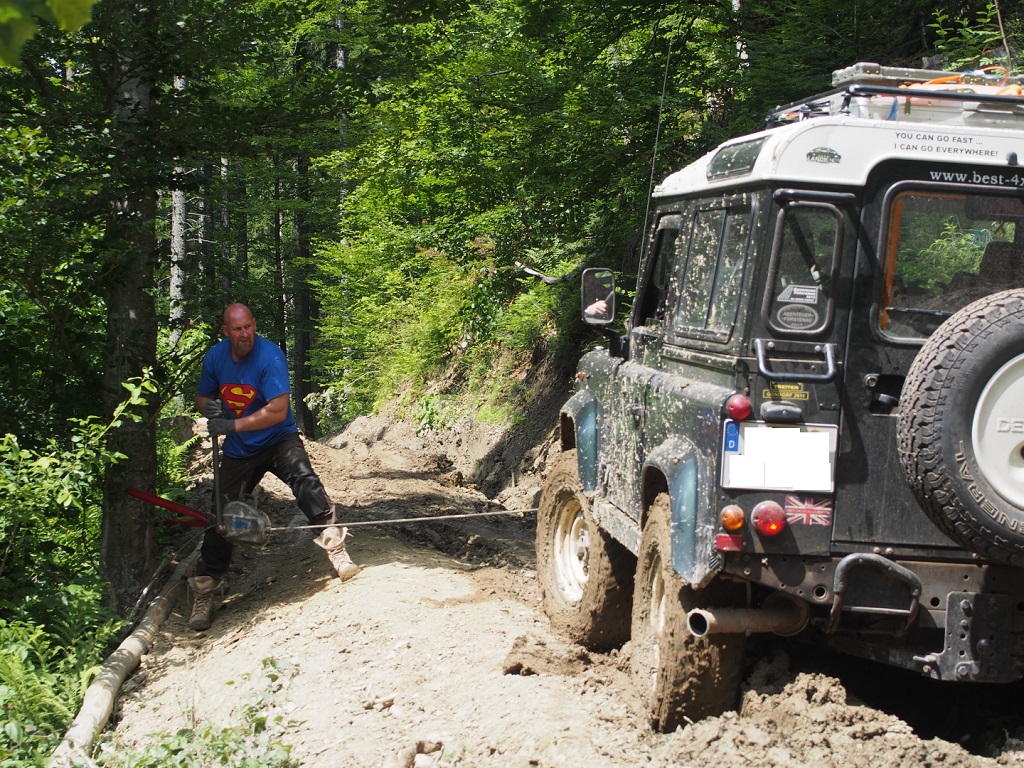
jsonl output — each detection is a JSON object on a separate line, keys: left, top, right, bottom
{"left": 721, "top": 420, "right": 838, "bottom": 492}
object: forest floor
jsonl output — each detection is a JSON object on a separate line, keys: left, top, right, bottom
{"left": 107, "top": 383, "right": 1024, "bottom": 767}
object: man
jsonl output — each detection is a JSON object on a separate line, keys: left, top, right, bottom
{"left": 188, "top": 303, "right": 359, "bottom": 631}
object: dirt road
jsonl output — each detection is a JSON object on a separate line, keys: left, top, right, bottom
{"left": 109, "top": 415, "right": 1024, "bottom": 767}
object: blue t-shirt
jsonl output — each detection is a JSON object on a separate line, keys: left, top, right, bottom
{"left": 197, "top": 334, "right": 298, "bottom": 458}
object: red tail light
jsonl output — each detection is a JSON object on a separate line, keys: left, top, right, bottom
{"left": 726, "top": 393, "right": 753, "bottom": 421}
{"left": 752, "top": 500, "right": 786, "bottom": 536}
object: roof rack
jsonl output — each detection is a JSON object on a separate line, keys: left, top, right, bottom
{"left": 765, "top": 61, "right": 1024, "bottom": 128}
{"left": 831, "top": 62, "right": 1024, "bottom": 88}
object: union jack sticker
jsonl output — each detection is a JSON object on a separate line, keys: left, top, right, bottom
{"left": 784, "top": 496, "right": 833, "bottom": 526}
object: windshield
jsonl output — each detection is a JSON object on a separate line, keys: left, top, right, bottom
{"left": 880, "top": 189, "right": 1024, "bottom": 339}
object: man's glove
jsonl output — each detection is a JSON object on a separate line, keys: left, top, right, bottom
{"left": 201, "top": 399, "right": 225, "bottom": 420}
{"left": 207, "top": 417, "right": 236, "bottom": 436}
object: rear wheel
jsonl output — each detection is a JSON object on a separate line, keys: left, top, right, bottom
{"left": 630, "top": 493, "right": 746, "bottom": 730}
{"left": 535, "top": 450, "right": 633, "bottom": 649}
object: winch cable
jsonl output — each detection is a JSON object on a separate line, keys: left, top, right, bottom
{"left": 273, "top": 507, "right": 538, "bottom": 533}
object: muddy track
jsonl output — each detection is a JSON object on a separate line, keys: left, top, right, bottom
{"left": 107, "top": 417, "right": 1024, "bottom": 767}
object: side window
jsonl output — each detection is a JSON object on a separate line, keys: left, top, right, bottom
{"left": 673, "top": 202, "right": 752, "bottom": 341}
{"left": 635, "top": 215, "right": 683, "bottom": 327}
{"left": 764, "top": 204, "right": 841, "bottom": 336}
{"left": 676, "top": 209, "right": 723, "bottom": 329}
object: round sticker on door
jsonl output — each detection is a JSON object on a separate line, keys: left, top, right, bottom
{"left": 776, "top": 303, "right": 820, "bottom": 330}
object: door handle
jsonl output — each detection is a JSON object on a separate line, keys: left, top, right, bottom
{"left": 753, "top": 338, "right": 839, "bottom": 383}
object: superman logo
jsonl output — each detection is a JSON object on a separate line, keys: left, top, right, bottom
{"left": 220, "top": 384, "right": 257, "bottom": 417}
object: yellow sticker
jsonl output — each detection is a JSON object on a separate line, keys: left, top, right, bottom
{"left": 763, "top": 383, "right": 809, "bottom": 401}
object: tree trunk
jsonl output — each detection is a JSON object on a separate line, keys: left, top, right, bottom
{"left": 198, "top": 163, "right": 220, "bottom": 321}
{"left": 274, "top": 165, "right": 288, "bottom": 354}
{"left": 169, "top": 76, "right": 187, "bottom": 348}
{"left": 291, "top": 156, "right": 317, "bottom": 437}
{"left": 221, "top": 157, "right": 242, "bottom": 285}
{"left": 100, "top": 65, "right": 160, "bottom": 611}
{"left": 100, "top": 198, "right": 158, "bottom": 614}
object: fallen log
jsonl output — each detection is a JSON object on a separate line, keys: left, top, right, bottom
{"left": 49, "top": 549, "right": 199, "bottom": 766}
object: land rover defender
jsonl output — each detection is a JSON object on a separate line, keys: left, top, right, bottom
{"left": 535, "top": 62, "right": 1024, "bottom": 731}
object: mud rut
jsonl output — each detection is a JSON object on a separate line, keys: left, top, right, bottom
{"left": 107, "top": 416, "right": 1024, "bottom": 768}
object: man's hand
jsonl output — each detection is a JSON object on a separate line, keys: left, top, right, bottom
{"left": 201, "top": 399, "right": 225, "bottom": 420}
{"left": 207, "top": 417, "right": 236, "bottom": 436}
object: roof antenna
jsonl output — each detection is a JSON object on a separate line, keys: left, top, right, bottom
{"left": 643, "top": 15, "right": 688, "bottom": 231}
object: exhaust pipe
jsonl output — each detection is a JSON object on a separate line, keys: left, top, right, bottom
{"left": 687, "top": 594, "right": 810, "bottom": 638}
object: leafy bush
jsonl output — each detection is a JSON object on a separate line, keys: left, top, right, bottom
{"left": 93, "top": 718, "right": 296, "bottom": 768}
{"left": 0, "top": 378, "right": 154, "bottom": 613}
{"left": 0, "top": 378, "right": 151, "bottom": 766}
{"left": 414, "top": 394, "right": 455, "bottom": 435}
{"left": 930, "top": 3, "right": 1009, "bottom": 70}
{"left": 94, "top": 661, "right": 297, "bottom": 768}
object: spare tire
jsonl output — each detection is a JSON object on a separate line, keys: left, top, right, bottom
{"left": 898, "top": 289, "right": 1024, "bottom": 565}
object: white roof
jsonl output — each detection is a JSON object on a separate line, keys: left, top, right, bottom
{"left": 654, "top": 90, "right": 1024, "bottom": 198}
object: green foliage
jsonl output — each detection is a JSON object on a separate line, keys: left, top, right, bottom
{"left": 95, "top": 660, "right": 298, "bottom": 768}
{"left": 929, "top": 3, "right": 1008, "bottom": 70}
{"left": 312, "top": 2, "right": 717, "bottom": 425}
{"left": 154, "top": 325, "right": 208, "bottom": 503}
{"left": 0, "top": 597, "right": 122, "bottom": 765}
{"left": 94, "top": 719, "right": 296, "bottom": 768}
{"left": 732, "top": 0, "right": 948, "bottom": 133}
{"left": 0, "top": 379, "right": 155, "bottom": 766}
{"left": 313, "top": 229, "right": 475, "bottom": 430}
{"left": 0, "top": 124, "right": 108, "bottom": 442}
{"left": 0, "top": 377, "right": 154, "bottom": 610}
{"left": 0, "top": 0, "right": 95, "bottom": 66}
{"left": 414, "top": 394, "right": 455, "bottom": 435}
{"left": 0, "top": 620, "right": 74, "bottom": 763}
{"left": 899, "top": 218, "right": 986, "bottom": 291}
{"left": 156, "top": 421, "right": 202, "bottom": 505}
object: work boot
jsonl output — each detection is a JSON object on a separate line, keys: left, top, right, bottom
{"left": 188, "top": 575, "right": 223, "bottom": 631}
{"left": 314, "top": 526, "right": 361, "bottom": 581}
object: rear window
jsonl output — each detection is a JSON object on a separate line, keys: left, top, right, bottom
{"left": 880, "top": 189, "right": 1024, "bottom": 339}
{"left": 764, "top": 204, "right": 842, "bottom": 336}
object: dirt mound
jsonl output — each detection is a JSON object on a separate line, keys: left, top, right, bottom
{"left": 648, "top": 651, "right": 963, "bottom": 768}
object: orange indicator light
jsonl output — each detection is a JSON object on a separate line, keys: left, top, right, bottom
{"left": 720, "top": 504, "right": 746, "bottom": 531}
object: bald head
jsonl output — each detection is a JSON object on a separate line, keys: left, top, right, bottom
{"left": 222, "top": 303, "right": 256, "bottom": 361}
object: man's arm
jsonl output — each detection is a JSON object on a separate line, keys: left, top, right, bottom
{"left": 229, "top": 393, "right": 290, "bottom": 433}
{"left": 196, "top": 394, "right": 218, "bottom": 415}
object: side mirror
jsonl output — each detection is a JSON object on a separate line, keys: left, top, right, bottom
{"left": 581, "top": 268, "right": 615, "bottom": 325}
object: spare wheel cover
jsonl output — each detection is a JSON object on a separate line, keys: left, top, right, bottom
{"left": 973, "top": 352, "right": 1024, "bottom": 508}
{"left": 897, "top": 288, "right": 1024, "bottom": 565}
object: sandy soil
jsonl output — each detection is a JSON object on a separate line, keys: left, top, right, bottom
{"left": 107, "top": 413, "right": 1024, "bottom": 768}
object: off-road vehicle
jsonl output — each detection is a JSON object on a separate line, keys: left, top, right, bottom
{"left": 536, "top": 62, "right": 1024, "bottom": 731}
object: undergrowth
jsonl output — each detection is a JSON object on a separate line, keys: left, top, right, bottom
{"left": 93, "top": 659, "right": 297, "bottom": 768}
{"left": 0, "top": 395, "right": 146, "bottom": 765}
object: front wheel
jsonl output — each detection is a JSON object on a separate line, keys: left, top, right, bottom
{"left": 630, "top": 493, "right": 746, "bottom": 730}
{"left": 535, "top": 450, "right": 633, "bottom": 649}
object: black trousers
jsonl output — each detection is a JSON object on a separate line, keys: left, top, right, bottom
{"left": 196, "top": 433, "right": 336, "bottom": 578}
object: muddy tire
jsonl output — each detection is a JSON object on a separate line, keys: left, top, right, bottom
{"left": 535, "top": 449, "right": 634, "bottom": 649}
{"left": 898, "top": 289, "right": 1024, "bottom": 565}
{"left": 630, "top": 493, "right": 746, "bottom": 731}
